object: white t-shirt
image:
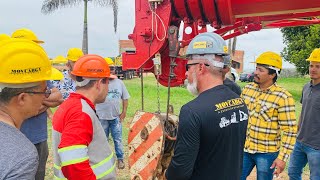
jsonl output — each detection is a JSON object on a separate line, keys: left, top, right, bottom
{"left": 96, "top": 78, "right": 130, "bottom": 120}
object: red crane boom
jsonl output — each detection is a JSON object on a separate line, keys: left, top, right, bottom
{"left": 123, "top": 0, "right": 320, "bottom": 86}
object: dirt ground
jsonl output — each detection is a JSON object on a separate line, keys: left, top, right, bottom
{"left": 247, "top": 168, "right": 310, "bottom": 180}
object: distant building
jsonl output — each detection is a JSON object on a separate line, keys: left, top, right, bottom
{"left": 119, "top": 40, "right": 135, "bottom": 54}
{"left": 231, "top": 50, "right": 244, "bottom": 73}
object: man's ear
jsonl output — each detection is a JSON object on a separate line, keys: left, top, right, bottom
{"left": 269, "top": 73, "right": 276, "bottom": 79}
{"left": 96, "top": 79, "right": 105, "bottom": 90}
{"left": 199, "top": 63, "right": 207, "bottom": 74}
{"left": 16, "top": 93, "right": 27, "bottom": 106}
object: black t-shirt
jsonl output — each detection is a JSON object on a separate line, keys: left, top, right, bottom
{"left": 223, "top": 78, "right": 242, "bottom": 96}
{"left": 166, "top": 85, "right": 248, "bottom": 180}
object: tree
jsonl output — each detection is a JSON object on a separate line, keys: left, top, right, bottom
{"left": 281, "top": 25, "right": 320, "bottom": 75}
{"left": 42, "top": 0, "right": 118, "bottom": 54}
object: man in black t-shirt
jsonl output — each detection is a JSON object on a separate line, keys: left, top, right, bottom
{"left": 166, "top": 32, "right": 248, "bottom": 180}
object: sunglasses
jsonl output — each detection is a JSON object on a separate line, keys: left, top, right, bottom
{"left": 20, "top": 89, "right": 52, "bottom": 98}
{"left": 185, "top": 63, "right": 209, "bottom": 71}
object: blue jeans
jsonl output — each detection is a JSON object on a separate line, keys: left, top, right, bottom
{"left": 241, "top": 152, "right": 279, "bottom": 180}
{"left": 288, "top": 141, "right": 320, "bottom": 180}
{"left": 99, "top": 118, "right": 124, "bottom": 160}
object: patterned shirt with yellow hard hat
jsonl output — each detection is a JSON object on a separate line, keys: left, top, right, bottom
{"left": 241, "top": 82, "right": 297, "bottom": 162}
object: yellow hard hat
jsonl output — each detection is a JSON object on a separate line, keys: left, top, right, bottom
{"left": 11, "top": 28, "right": 44, "bottom": 44}
{"left": 67, "top": 48, "right": 84, "bottom": 62}
{"left": 104, "top": 57, "right": 114, "bottom": 65}
{"left": 0, "top": 39, "right": 62, "bottom": 86}
{"left": 254, "top": 51, "right": 282, "bottom": 70}
{"left": 0, "top": 34, "right": 10, "bottom": 41}
{"left": 306, "top": 48, "right": 320, "bottom": 62}
{"left": 51, "top": 55, "right": 67, "bottom": 64}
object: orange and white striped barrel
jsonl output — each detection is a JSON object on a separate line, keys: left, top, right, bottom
{"left": 128, "top": 111, "right": 165, "bottom": 180}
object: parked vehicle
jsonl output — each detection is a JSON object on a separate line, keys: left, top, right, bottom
{"left": 114, "top": 56, "right": 136, "bottom": 79}
{"left": 239, "top": 73, "right": 250, "bottom": 82}
{"left": 239, "top": 72, "right": 254, "bottom": 82}
{"left": 247, "top": 72, "right": 255, "bottom": 82}
{"left": 229, "top": 67, "right": 239, "bottom": 82}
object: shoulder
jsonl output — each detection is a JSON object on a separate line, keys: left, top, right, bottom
{"left": 273, "top": 84, "right": 293, "bottom": 99}
{"left": 302, "top": 82, "right": 311, "bottom": 91}
{"left": 0, "top": 130, "right": 38, "bottom": 164}
{"left": 4, "top": 142, "right": 38, "bottom": 179}
{"left": 243, "top": 82, "right": 256, "bottom": 90}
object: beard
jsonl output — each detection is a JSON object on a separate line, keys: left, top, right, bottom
{"left": 187, "top": 72, "right": 199, "bottom": 96}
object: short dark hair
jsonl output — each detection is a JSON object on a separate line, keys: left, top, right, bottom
{"left": 0, "top": 86, "right": 37, "bottom": 104}
{"left": 75, "top": 76, "right": 107, "bottom": 90}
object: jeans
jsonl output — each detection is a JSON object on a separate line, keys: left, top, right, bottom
{"left": 99, "top": 118, "right": 124, "bottom": 159}
{"left": 288, "top": 141, "right": 320, "bottom": 180}
{"left": 35, "top": 140, "right": 49, "bottom": 180}
{"left": 241, "top": 152, "right": 279, "bottom": 180}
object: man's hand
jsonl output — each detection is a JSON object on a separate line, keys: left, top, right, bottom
{"left": 270, "top": 158, "right": 286, "bottom": 178}
{"left": 119, "top": 112, "right": 126, "bottom": 122}
{"left": 43, "top": 87, "right": 63, "bottom": 107}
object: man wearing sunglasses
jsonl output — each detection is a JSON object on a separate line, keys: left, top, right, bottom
{"left": 166, "top": 32, "right": 248, "bottom": 180}
{"left": 0, "top": 38, "right": 63, "bottom": 179}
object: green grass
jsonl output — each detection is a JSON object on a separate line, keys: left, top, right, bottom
{"left": 45, "top": 76, "right": 310, "bottom": 179}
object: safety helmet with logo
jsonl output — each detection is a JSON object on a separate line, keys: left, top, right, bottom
{"left": 0, "top": 39, "right": 63, "bottom": 90}
{"left": 254, "top": 51, "right": 282, "bottom": 75}
{"left": 186, "top": 32, "right": 229, "bottom": 68}
{"left": 207, "top": 33, "right": 231, "bottom": 67}
{"left": 0, "top": 34, "right": 10, "bottom": 41}
{"left": 105, "top": 57, "right": 114, "bottom": 66}
{"left": 11, "top": 28, "right": 44, "bottom": 44}
{"left": 71, "top": 54, "right": 118, "bottom": 87}
{"left": 306, "top": 48, "right": 320, "bottom": 62}
{"left": 72, "top": 54, "right": 110, "bottom": 78}
{"left": 67, "top": 48, "right": 84, "bottom": 62}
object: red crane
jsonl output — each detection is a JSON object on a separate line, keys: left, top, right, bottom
{"left": 125, "top": 1, "right": 320, "bottom": 179}
{"left": 122, "top": 0, "right": 320, "bottom": 87}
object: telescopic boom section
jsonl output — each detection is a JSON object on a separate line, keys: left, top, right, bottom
{"left": 123, "top": 0, "right": 320, "bottom": 87}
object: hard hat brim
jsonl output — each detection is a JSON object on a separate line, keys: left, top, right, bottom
{"left": 109, "top": 74, "right": 117, "bottom": 79}
{"left": 306, "top": 58, "right": 320, "bottom": 62}
{"left": 48, "top": 67, "right": 63, "bottom": 80}
{"left": 33, "top": 40, "right": 44, "bottom": 44}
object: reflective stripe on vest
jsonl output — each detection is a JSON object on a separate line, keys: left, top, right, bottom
{"left": 53, "top": 164, "right": 67, "bottom": 180}
{"left": 54, "top": 152, "right": 115, "bottom": 179}
{"left": 92, "top": 152, "right": 116, "bottom": 179}
{"left": 58, "top": 145, "right": 89, "bottom": 167}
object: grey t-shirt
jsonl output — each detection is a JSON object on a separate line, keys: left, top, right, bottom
{"left": 297, "top": 82, "right": 320, "bottom": 149}
{"left": 96, "top": 78, "right": 130, "bottom": 120}
{"left": 0, "top": 121, "right": 39, "bottom": 179}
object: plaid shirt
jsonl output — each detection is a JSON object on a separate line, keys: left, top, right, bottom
{"left": 241, "top": 83, "right": 297, "bottom": 162}
{"left": 51, "top": 70, "right": 76, "bottom": 100}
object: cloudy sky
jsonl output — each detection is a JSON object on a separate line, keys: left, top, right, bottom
{"left": 0, "top": 0, "right": 294, "bottom": 70}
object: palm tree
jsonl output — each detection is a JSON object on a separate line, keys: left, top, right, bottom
{"left": 41, "top": 0, "right": 118, "bottom": 54}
